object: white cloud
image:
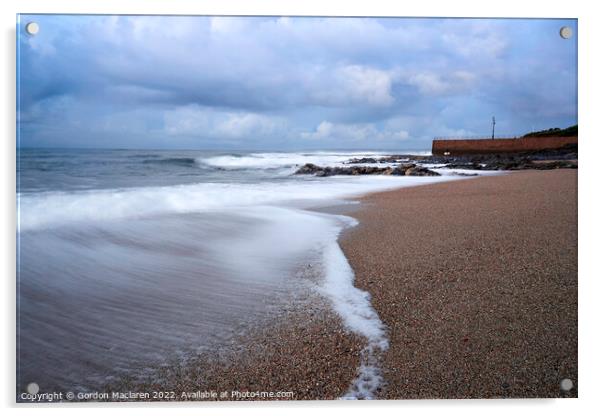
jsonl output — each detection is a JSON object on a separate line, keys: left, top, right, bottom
{"left": 337, "top": 65, "right": 395, "bottom": 106}
{"left": 209, "top": 16, "right": 250, "bottom": 35}
{"left": 408, "top": 73, "right": 450, "bottom": 95}
{"left": 304, "top": 65, "right": 395, "bottom": 108}
{"left": 441, "top": 24, "right": 507, "bottom": 60}
{"left": 163, "top": 105, "right": 285, "bottom": 140}
{"left": 213, "top": 113, "right": 282, "bottom": 139}
{"left": 405, "top": 70, "right": 477, "bottom": 96}
{"left": 301, "top": 121, "right": 409, "bottom": 142}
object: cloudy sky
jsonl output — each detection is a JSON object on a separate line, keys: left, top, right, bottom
{"left": 18, "top": 15, "right": 577, "bottom": 150}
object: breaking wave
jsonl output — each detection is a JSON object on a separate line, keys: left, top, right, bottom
{"left": 18, "top": 175, "right": 459, "bottom": 231}
{"left": 199, "top": 151, "right": 391, "bottom": 170}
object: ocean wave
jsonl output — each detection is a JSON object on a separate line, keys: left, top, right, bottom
{"left": 141, "top": 157, "right": 198, "bottom": 167}
{"left": 199, "top": 152, "right": 391, "bottom": 170}
{"left": 18, "top": 175, "right": 460, "bottom": 231}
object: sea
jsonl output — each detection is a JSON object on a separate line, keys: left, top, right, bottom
{"left": 16, "top": 148, "right": 475, "bottom": 399}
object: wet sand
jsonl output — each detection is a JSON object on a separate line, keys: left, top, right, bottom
{"left": 102, "top": 287, "right": 366, "bottom": 401}
{"left": 340, "top": 169, "right": 578, "bottom": 398}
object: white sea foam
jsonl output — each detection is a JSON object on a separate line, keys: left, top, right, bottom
{"left": 438, "top": 168, "right": 503, "bottom": 177}
{"left": 199, "top": 150, "right": 431, "bottom": 170}
{"left": 18, "top": 175, "right": 461, "bottom": 231}
{"left": 231, "top": 207, "right": 391, "bottom": 399}
{"left": 199, "top": 151, "right": 389, "bottom": 170}
{"left": 315, "top": 215, "right": 389, "bottom": 399}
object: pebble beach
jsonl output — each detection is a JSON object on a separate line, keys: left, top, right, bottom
{"left": 340, "top": 169, "right": 578, "bottom": 398}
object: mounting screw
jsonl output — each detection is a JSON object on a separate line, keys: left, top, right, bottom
{"left": 559, "top": 26, "right": 572, "bottom": 39}
{"left": 25, "top": 22, "right": 39, "bottom": 35}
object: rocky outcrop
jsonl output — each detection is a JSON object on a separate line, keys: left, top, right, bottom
{"left": 420, "top": 143, "right": 577, "bottom": 168}
{"left": 297, "top": 144, "right": 576, "bottom": 178}
{"left": 346, "top": 155, "right": 430, "bottom": 164}
{"left": 442, "top": 160, "right": 577, "bottom": 171}
{"left": 295, "top": 163, "right": 440, "bottom": 177}
{"left": 345, "top": 157, "right": 378, "bottom": 164}
{"left": 343, "top": 143, "right": 577, "bottom": 169}
{"left": 403, "top": 165, "right": 442, "bottom": 176}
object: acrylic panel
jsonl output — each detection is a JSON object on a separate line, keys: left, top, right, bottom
{"left": 16, "top": 14, "right": 578, "bottom": 402}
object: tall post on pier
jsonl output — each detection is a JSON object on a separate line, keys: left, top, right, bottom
{"left": 491, "top": 116, "right": 496, "bottom": 139}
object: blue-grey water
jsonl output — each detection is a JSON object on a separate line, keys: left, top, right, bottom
{"left": 18, "top": 148, "right": 299, "bottom": 193}
{"left": 17, "top": 148, "right": 457, "bottom": 397}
